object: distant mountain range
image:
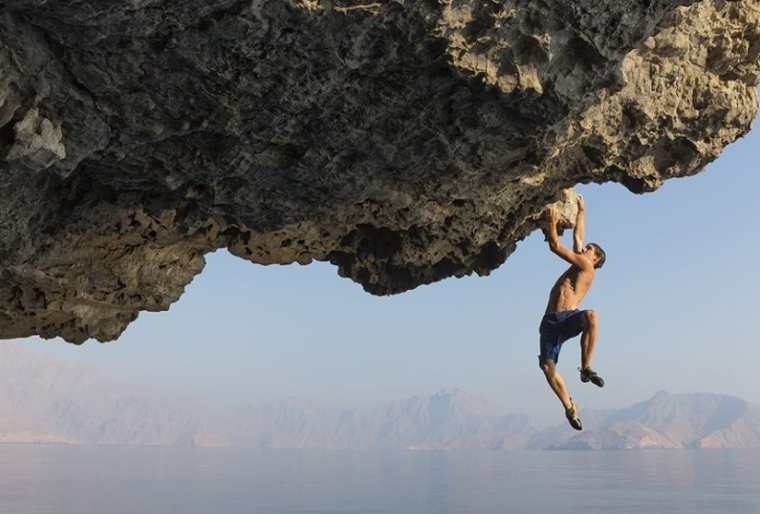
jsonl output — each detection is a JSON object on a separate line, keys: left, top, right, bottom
{"left": 527, "top": 391, "right": 760, "bottom": 450}
{"left": 0, "top": 343, "right": 758, "bottom": 449}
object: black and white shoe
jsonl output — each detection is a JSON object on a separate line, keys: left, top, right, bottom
{"left": 580, "top": 367, "right": 605, "bottom": 388}
{"left": 565, "top": 398, "right": 582, "bottom": 431}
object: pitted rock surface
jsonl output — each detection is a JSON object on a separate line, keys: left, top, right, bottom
{"left": 0, "top": 0, "right": 757, "bottom": 342}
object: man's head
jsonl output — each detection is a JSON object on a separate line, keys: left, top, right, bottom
{"left": 583, "top": 243, "right": 606, "bottom": 269}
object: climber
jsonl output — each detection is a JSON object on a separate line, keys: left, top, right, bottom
{"left": 539, "top": 195, "right": 606, "bottom": 431}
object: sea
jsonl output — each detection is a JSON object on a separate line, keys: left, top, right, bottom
{"left": 0, "top": 446, "right": 757, "bottom": 514}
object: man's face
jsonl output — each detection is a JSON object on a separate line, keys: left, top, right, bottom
{"left": 582, "top": 244, "right": 598, "bottom": 264}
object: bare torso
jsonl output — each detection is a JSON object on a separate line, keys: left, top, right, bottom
{"left": 545, "top": 265, "right": 595, "bottom": 314}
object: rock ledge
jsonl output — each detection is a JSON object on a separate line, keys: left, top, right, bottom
{"left": 0, "top": 0, "right": 757, "bottom": 342}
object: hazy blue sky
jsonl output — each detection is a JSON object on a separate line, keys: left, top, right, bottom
{"left": 16, "top": 122, "right": 759, "bottom": 426}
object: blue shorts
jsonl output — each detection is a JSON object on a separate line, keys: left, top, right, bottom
{"left": 538, "top": 309, "right": 587, "bottom": 365}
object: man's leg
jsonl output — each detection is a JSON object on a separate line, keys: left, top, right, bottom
{"left": 580, "top": 309, "right": 598, "bottom": 370}
{"left": 540, "top": 359, "right": 572, "bottom": 410}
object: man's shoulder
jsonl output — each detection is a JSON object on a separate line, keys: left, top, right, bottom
{"left": 574, "top": 254, "right": 595, "bottom": 272}
{"left": 570, "top": 258, "right": 594, "bottom": 272}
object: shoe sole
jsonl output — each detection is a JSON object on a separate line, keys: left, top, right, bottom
{"left": 581, "top": 376, "right": 605, "bottom": 388}
{"left": 565, "top": 400, "right": 583, "bottom": 431}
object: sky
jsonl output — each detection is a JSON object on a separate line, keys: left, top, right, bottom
{"left": 15, "top": 121, "right": 760, "bottom": 426}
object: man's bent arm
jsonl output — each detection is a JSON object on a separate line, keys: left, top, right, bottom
{"left": 546, "top": 207, "right": 591, "bottom": 269}
{"left": 573, "top": 196, "right": 585, "bottom": 253}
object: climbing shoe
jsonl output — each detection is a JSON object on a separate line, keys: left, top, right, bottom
{"left": 565, "top": 398, "right": 582, "bottom": 431}
{"left": 580, "top": 367, "right": 605, "bottom": 388}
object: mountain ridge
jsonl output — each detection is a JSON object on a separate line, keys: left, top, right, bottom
{"left": 1, "top": 343, "right": 758, "bottom": 450}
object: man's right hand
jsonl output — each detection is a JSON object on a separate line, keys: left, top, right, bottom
{"left": 545, "top": 205, "right": 558, "bottom": 227}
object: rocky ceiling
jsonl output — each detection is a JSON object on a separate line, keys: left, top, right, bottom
{"left": 0, "top": 0, "right": 757, "bottom": 342}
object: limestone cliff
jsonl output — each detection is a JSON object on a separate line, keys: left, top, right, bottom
{"left": 0, "top": 0, "right": 757, "bottom": 342}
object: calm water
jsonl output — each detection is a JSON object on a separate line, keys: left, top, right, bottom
{"left": 0, "top": 446, "right": 757, "bottom": 514}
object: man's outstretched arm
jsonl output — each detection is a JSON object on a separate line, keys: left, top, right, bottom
{"left": 573, "top": 195, "right": 585, "bottom": 253}
{"left": 545, "top": 206, "right": 592, "bottom": 270}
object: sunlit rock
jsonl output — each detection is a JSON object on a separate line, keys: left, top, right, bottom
{"left": 0, "top": 0, "right": 757, "bottom": 342}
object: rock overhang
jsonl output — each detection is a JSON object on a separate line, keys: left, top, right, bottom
{"left": 0, "top": 0, "right": 757, "bottom": 342}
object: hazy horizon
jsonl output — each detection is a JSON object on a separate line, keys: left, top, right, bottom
{"left": 1, "top": 339, "right": 759, "bottom": 450}
{"left": 4, "top": 338, "right": 749, "bottom": 415}
{"left": 11, "top": 124, "right": 760, "bottom": 427}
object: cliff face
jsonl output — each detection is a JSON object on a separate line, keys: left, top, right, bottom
{"left": 0, "top": 0, "right": 758, "bottom": 342}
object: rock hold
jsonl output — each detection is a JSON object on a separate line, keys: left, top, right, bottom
{"left": 4, "top": 108, "right": 66, "bottom": 172}
{"left": 0, "top": 0, "right": 757, "bottom": 342}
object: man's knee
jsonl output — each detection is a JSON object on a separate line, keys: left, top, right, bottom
{"left": 539, "top": 359, "right": 555, "bottom": 377}
{"left": 584, "top": 309, "right": 598, "bottom": 328}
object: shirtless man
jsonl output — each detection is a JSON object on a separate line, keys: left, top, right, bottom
{"left": 540, "top": 196, "right": 606, "bottom": 430}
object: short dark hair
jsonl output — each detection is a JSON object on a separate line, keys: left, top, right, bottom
{"left": 588, "top": 243, "right": 606, "bottom": 269}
